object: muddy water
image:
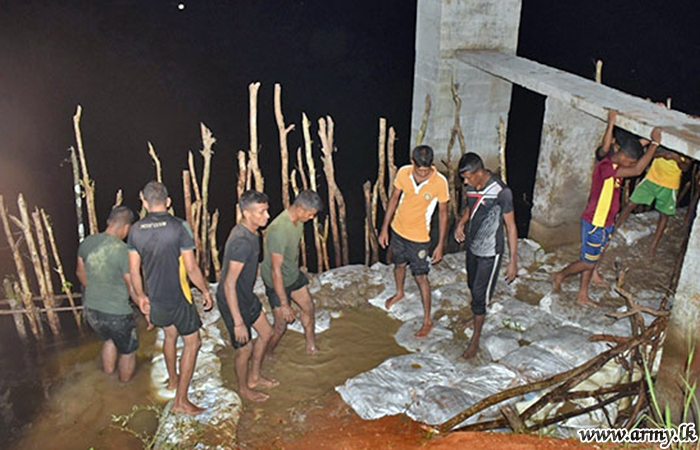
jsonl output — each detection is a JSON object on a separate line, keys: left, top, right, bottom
{"left": 223, "top": 305, "right": 407, "bottom": 449}
{"left": 1, "top": 304, "right": 405, "bottom": 449}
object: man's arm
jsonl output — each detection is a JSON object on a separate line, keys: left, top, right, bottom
{"left": 270, "top": 252, "right": 295, "bottom": 323}
{"left": 431, "top": 202, "right": 448, "bottom": 264}
{"left": 378, "top": 187, "right": 402, "bottom": 248}
{"left": 128, "top": 251, "right": 150, "bottom": 317}
{"left": 597, "top": 109, "right": 617, "bottom": 159}
{"left": 76, "top": 256, "right": 87, "bottom": 287}
{"left": 454, "top": 205, "right": 471, "bottom": 243}
{"left": 503, "top": 211, "right": 518, "bottom": 283}
{"left": 658, "top": 149, "right": 691, "bottom": 172}
{"left": 617, "top": 127, "right": 662, "bottom": 178}
{"left": 181, "top": 249, "right": 213, "bottom": 311}
{"left": 222, "top": 260, "right": 250, "bottom": 344}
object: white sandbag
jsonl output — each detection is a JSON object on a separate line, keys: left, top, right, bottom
{"left": 482, "top": 331, "right": 521, "bottom": 361}
{"left": 500, "top": 345, "right": 574, "bottom": 382}
{"left": 530, "top": 326, "right": 608, "bottom": 367}
{"left": 394, "top": 318, "right": 454, "bottom": 353}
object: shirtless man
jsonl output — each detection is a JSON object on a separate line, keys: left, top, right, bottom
{"left": 217, "top": 190, "right": 278, "bottom": 402}
{"left": 128, "top": 181, "right": 213, "bottom": 415}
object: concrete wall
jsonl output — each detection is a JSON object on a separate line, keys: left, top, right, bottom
{"left": 411, "top": 0, "right": 522, "bottom": 171}
{"left": 529, "top": 98, "right": 605, "bottom": 249}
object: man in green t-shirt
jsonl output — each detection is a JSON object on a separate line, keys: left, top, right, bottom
{"left": 261, "top": 190, "right": 323, "bottom": 355}
{"left": 76, "top": 206, "right": 138, "bottom": 382}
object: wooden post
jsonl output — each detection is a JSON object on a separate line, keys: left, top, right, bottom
{"left": 387, "top": 126, "right": 397, "bottom": 189}
{"left": 415, "top": 94, "right": 431, "bottom": 147}
{"left": 595, "top": 60, "right": 603, "bottom": 84}
{"left": 188, "top": 151, "right": 203, "bottom": 262}
{"left": 112, "top": 189, "right": 123, "bottom": 209}
{"left": 666, "top": 97, "right": 672, "bottom": 109}
{"left": 318, "top": 117, "right": 341, "bottom": 268}
{"left": 249, "top": 82, "right": 264, "bottom": 192}
{"left": 199, "top": 123, "right": 216, "bottom": 278}
{"left": 296, "top": 147, "right": 309, "bottom": 190}
{"left": 4, "top": 278, "right": 27, "bottom": 341}
{"left": 291, "top": 169, "right": 308, "bottom": 269}
{"left": 319, "top": 216, "right": 330, "bottom": 272}
{"left": 302, "top": 113, "right": 323, "bottom": 272}
{"left": 236, "top": 151, "right": 247, "bottom": 223}
{"left": 209, "top": 209, "right": 221, "bottom": 281}
{"left": 148, "top": 142, "right": 163, "bottom": 182}
{"left": 41, "top": 209, "right": 82, "bottom": 329}
{"left": 182, "top": 170, "right": 194, "bottom": 232}
{"left": 363, "top": 181, "right": 379, "bottom": 265}
{"left": 14, "top": 195, "right": 59, "bottom": 335}
{"left": 0, "top": 195, "right": 41, "bottom": 337}
{"left": 73, "top": 105, "right": 98, "bottom": 235}
{"left": 275, "top": 83, "right": 295, "bottom": 210}
{"left": 32, "top": 208, "right": 60, "bottom": 335}
{"left": 68, "top": 147, "right": 86, "bottom": 243}
{"left": 376, "top": 118, "right": 388, "bottom": 212}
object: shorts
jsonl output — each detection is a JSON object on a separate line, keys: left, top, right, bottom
{"left": 391, "top": 229, "right": 431, "bottom": 276}
{"left": 150, "top": 300, "right": 202, "bottom": 336}
{"left": 217, "top": 293, "right": 262, "bottom": 349}
{"left": 264, "top": 272, "right": 309, "bottom": 309}
{"left": 85, "top": 307, "right": 139, "bottom": 354}
{"left": 466, "top": 250, "right": 502, "bottom": 316}
{"left": 580, "top": 219, "right": 613, "bottom": 263}
{"left": 630, "top": 179, "right": 677, "bottom": 216}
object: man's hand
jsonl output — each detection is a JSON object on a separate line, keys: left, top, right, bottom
{"left": 431, "top": 244, "right": 444, "bottom": 265}
{"left": 650, "top": 127, "right": 662, "bottom": 145}
{"left": 378, "top": 228, "right": 389, "bottom": 249}
{"left": 234, "top": 323, "right": 250, "bottom": 344}
{"left": 201, "top": 290, "right": 214, "bottom": 311}
{"left": 506, "top": 260, "right": 517, "bottom": 283}
{"left": 137, "top": 296, "right": 150, "bottom": 316}
{"left": 454, "top": 224, "right": 466, "bottom": 243}
{"left": 280, "top": 304, "right": 296, "bottom": 323}
{"left": 608, "top": 109, "right": 617, "bottom": 124}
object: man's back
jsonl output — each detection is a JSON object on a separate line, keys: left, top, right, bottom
{"left": 79, "top": 233, "right": 131, "bottom": 314}
{"left": 260, "top": 210, "right": 303, "bottom": 287}
{"left": 128, "top": 212, "right": 195, "bottom": 307}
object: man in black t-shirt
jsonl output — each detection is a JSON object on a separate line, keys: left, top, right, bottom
{"left": 454, "top": 153, "right": 518, "bottom": 359}
{"left": 217, "top": 190, "right": 278, "bottom": 403}
{"left": 128, "top": 181, "right": 213, "bottom": 415}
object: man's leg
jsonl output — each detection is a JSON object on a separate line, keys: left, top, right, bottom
{"left": 553, "top": 260, "right": 594, "bottom": 294}
{"left": 413, "top": 274, "right": 432, "bottom": 338}
{"left": 162, "top": 325, "right": 179, "bottom": 390}
{"left": 235, "top": 341, "right": 268, "bottom": 402}
{"left": 117, "top": 353, "right": 136, "bottom": 382}
{"left": 385, "top": 263, "right": 407, "bottom": 309}
{"left": 248, "top": 314, "right": 278, "bottom": 389}
{"left": 650, "top": 213, "right": 669, "bottom": 257}
{"left": 171, "top": 330, "right": 205, "bottom": 415}
{"left": 267, "top": 307, "right": 288, "bottom": 356}
{"left": 577, "top": 266, "right": 598, "bottom": 307}
{"left": 101, "top": 340, "right": 118, "bottom": 374}
{"left": 463, "top": 314, "right": 485, "bottom": 359}
{"left": 291, "top": 286, "right": 319, "bottom": 354}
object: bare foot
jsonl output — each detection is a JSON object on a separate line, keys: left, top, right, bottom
{"left": 576, "top": 296, "right": 600, "bottom": 308}
{"left": 551, "top": 272, "right": 564, "bottom": 293}
{"left": 306, "top": 345, "right": 320, "bottom": 355}
{"left": 462, "top": 345, "right": 478, "bottom": 360}
{"left": 166, "top": 377, "right": 178, "bottom": 390}
{"left": 171, "top": 399, "right": 206, "bottom": 415}
{"left": 240, "top": 388, "right": 269, "bottom": 403}
{"left": 414, "top": 321, "right": 433, "bottom": 338}
{"left": 249, "top": 376, "right": 279, "bottom": 389}
{"left": 384, "top": 292, "right": 405, "bottom": 310}
{"left": 591, "top": 269, "right": 608, "bottom": 287}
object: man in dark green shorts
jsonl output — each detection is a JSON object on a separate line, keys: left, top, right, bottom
{"left": 262, "top": 190, "right": 323, "bottom": 355}
{"left": 77, "top": 206, "right": 138, "bottom": 382}
{"left": 218, "top": 190, "right": 278, "bottom": 402}
{"left": 128, "top": 181, "right": 213, "bottom": 416}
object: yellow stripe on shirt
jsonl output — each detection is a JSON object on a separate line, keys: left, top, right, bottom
{"left": 179, "top": 255, "right": 193, "bottom": 304}
{"left": 592, "top": 177, "right": 615, "bottom": 227}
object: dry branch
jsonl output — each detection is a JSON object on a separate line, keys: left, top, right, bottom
{"left": 182, "top": 170, "right": 194, "bottom": 231}
{"left": 275, "top": 83, "right": 295, "bottom": 209}
{"left": 4, "top": 279, "right": 27, "bottom": 340}
{"left": 595, "top": 60, "right": 603, "bottom": 84}
{"left": 32, "top": 209, "right": 60, "bottom": 334}
{"left": 147, "top": 142, "right": 163, "bottom": 182}
{"left": 248, "top": 82, "right": 264, "bottom": 191}
{"left": 318, "top": 117, "right": 342, "bottom": 268}
{"left": 375, "top": 118, "right": 388, "bottom": 212}
{"left": 236, "top": 151, "right": 247, "bottom": 223}
{"left": 69, "top": 147, "right": 85, "bottom": 243}
{"left": 387, "top": 126, "right": 397, "bottom": 189}
{"left": 187, "top": 151, "right": 203, "bottom": 261}
{"left": 73, "top": 105, "right": 98, "bottom": 235}
{"left": 0, "top": 195, "right": 41, "bottom": 337}
{"left": 296, "top": 147, "right": 308, "bottom": 190}
{"left": 415, "top": 94, "right": 431, "bottom": 147}
{"left": 363, "top": 181, "right": 379, "bottom": 265}
{"left": 113, "top": 189, "right": 123, "bottom": 209}
{"left": 291, "top": 169, "right": 308, "bottom": 269}
{"left": 209, "top": 209, "right": 221, "bottom": 281}
{"left": 302, "top": 113, "right": 323, "bottom": 272}
{"left": 41, "top": 209, "right": 81, "bottom": 329}
{"left": 199, "top": 123, "right": 216, "bottom": 277}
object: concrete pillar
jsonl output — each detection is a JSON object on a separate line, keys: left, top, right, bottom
{"left": 528, "top": 97, "right": 606, "bottom": 249}
{"left": 656, "top": 213, "right": 700, "bottom": 424}
{"left": 411, "top": 0, "right": 522, "bottom": 170}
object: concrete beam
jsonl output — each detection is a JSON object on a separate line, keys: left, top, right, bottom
{"left": 456, "top": 51, "right": 700, "bottom": 159}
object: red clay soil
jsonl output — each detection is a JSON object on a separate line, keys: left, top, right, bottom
{"left": 272, "top": 394, "right": 634, "bottom": 450}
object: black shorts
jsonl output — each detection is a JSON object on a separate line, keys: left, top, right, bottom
{"left": 466, "top": 250, "right": 503, "bottom": 316}
{"left": 217, "top": 293, "right": 263, "bottom": 349}
{"left": 391, "top": 229, "right": 431, "bottom": 276}
{"left": 264, "top": 272, "right": 309, "bottom": 309}
{"left": 85, "top": 307, "right": 139, "bottom": 354}
{"left": 150, "top": 300, "right": 202, "bottom": 336}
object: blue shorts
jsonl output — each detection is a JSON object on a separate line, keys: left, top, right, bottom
{"left": 580, "top": 220, "right": 613, "bottom": 263}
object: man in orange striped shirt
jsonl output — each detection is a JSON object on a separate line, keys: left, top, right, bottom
{"left": 553, "top": 110, "right": 660, "bottom": 307}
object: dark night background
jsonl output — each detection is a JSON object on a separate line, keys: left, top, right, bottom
{"left": 0, "top": 0, "right": 698, "bottom": 320}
